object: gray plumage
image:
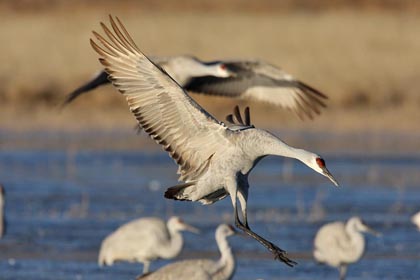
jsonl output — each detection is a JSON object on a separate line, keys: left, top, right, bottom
{"left": 62, "top": 55, "right": 231, "bottom": 106}
{"left": 98, "top": 216, "right": 198, "bottom": 275}
{"left": 90, "top": 15, "right": 339, "bottom": 266}
{"left": 313, "top": 217, "right": 380, "bottom": 280}
{"left": 185, "top": 60, "right": 327, "bottom": 119}
{"left": 63, "top": 49, "right": 327, "bottom": 120}
{"left": 139, "top": 224, "right": 236, "bottom": 280}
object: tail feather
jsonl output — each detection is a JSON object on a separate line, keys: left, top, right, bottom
{"left": 164, "top": 182, "right": 195, "bottom": 200}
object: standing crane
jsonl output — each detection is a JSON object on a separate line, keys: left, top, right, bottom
{"left": 98, "top": 216, "right": 199, "bottom": 275}
{"left": 139, "top": 224, "right": 237, "bottom": 280}
{"left": 314, "top": 216, "right": 380, "bottom": 280}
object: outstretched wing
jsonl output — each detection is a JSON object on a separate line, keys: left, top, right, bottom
{"left": 62, "top": 71, "right": 109, "bottom": 106}
{"left": 185, "top": 60, "right": 327, "bottom": 119}
{"left": 91, "top": 16, "right": 231, "bottom": 181}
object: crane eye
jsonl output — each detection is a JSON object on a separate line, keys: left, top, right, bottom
{"left": 220, "top": 64, "right": 227, "bottom": 70}
{"left": 316, "top": 157, "right": 325, "bottom": 168}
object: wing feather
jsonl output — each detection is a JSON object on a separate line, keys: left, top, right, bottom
{"left": 185, "top": 60, "right": 328, "bottom": 119}
{"left": 91, "top": 16, "right": 230, "bottom": 181}
{"left": 61, "top": 71, "right": 109, "bottom": 106}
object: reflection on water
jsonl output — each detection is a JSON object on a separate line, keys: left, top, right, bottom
{"left": 0, "top": 149, "right": 420, "bottom": 279}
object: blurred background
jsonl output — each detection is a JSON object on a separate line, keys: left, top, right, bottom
{"left": 1, "top": 0, "right": 419, "bottom": 141}
{"left": 0, "top": 0, "right": 420, "bottom": 279}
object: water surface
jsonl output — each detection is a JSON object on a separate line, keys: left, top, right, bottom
{"left": 0, "top": 148, "right": 420, "bottom": 279}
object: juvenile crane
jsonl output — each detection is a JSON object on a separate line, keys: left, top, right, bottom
{"left": 139, "top": 224, "right": 237, "bottom": 280}
{"left": 98, "top": 216, "right": 199, "bottom": 275}
{"left": 90, "top": 15, "right": 339, "bottom": 266}
{"left": 313, "top": 216, "right": 380, "bottom": 280}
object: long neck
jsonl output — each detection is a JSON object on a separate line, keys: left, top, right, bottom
{"left": 345, "top": 222, "right": 365, "bottom": 244}
{"left": 214, "top": 233, "right": 235, "bottom": 280}
{"left": 265, "top": 140, "right": 303, "bottom": 159}
{"left": 244, "top": 130, "right": 311, "bottom": 163}
{"left": 344, "top": 223, "right": 365, "bottom": 262}
{"left": 171, "top": 62, "right": 220, "bottom": 84}
{"left": 158, "top": 227, "right": 183, "bottom": 259}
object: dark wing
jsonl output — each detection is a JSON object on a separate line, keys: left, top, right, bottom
{"left": 185, "top": 60, "right": 328, "bottom": 119}
{"left": 185, "top": 61, "right": 260, "bottom": 96}
{"left": 62, "top": 70, "right": 110, "bottom": 106}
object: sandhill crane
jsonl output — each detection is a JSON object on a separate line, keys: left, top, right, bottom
{"left": 64, "top": 59, "right": 327, "bottom": 120}
{"left": 0, "top": 185, "right": 5, "bottom": 238}
{"left": 412, "top": 211, "right": 420, "bottom": 231}
{"left": 185, "top": 59, "right": 327, "bottom": 119}
{"left": 313, "top": 216, "right": 380, "bottom": 280}
{"left": 98, "top": 216, "right": 199, "bottom": 275}
{"left": 90, "top": 15, "right": 339, "bottom": 266}
{"left": 138, "top": 224, "right": 237, "bottom": 280}
{"left": 62, "top": 55, "right": 232, "bottom": 106}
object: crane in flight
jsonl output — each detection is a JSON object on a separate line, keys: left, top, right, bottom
{"left": 64, "top": 52, "right": 327, "bottom": 120}
{"left": 89, "top": 15, "right": 339, "bottom": 266}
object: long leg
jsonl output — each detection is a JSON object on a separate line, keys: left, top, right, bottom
{"left": 143, "top": 261, "right": 150, "bottom": 274}
{"left": 237, "top": 186, "right": 249, "bottom": 229}
{"left": 339, "top": 264, "right": 347, "bottom": 280}
{"left": 135, "top": 262, "right": 151, "bottom": 279}
{"left": 229, "top": 181, "right": 297, "bottom": 267}
{"left": 234, "top": 205, "right": 297, "bottom": 266}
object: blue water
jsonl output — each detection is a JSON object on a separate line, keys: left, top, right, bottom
{"left": 0, "top": 149, "right": 420, "bottom": 279}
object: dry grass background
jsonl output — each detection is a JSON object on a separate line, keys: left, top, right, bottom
{"left": 0, "top": 1, "right": 419, "bottom": 136}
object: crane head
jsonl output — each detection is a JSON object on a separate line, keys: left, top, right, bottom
{"left": 168, "top": 217, "right": 200, "bottom": 234}
{"left": 218, "top": 63, "right": 236, "bottom": 78}
{"left": 311, "top": 156, "right": 339, "bottom": 187}
{"left": 217, "top": 224, "right": 236, "bottom": 238}
{"left": 349, "top": 217, "right": 381, "bottom": 237}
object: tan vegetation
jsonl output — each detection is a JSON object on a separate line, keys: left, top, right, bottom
{"left": 0, "top": 2, "right": 419, "bottom": 138}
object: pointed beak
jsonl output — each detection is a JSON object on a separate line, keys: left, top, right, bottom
{"left": 183, "top": 223, "right": 200, "bottom": 234}
{"left": 367, "top": 228, "right": 382, "bottom": 237}
{"left": 365, "top": 225, "right": 382, "bottom": 237}
{"left": 228, "top": 224, "right": 238, "bottom": 234}
{"left": 227, "top": 224, "right": 241, "bottom": 237}
{"left": 227, "top": 69, "right": 236, "bottom": 78}
{"left": 322, "top": 167, "right": 339, "bottom": 187}
{"left": 236, "top": 231, "right": 248, "bottom": 238}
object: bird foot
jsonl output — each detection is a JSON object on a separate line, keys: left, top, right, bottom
{"left": 267, "top": 242, "right": 297, "bottom": 267}
{"left": 234, "top": 214, "right": 297, "bottom": 266}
